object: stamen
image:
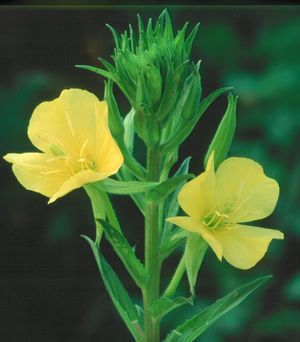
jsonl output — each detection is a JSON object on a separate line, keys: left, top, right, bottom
{"left": 79, "top": 138, "right": 89, "bottom": 157}
{"left": 203, "top": 210, "right": 229, "bottom": 230}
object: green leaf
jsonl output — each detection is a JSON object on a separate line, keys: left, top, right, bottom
{"left": 82, "top": 235, "right": 144, "bottom": 341}
{"left": 84, "top": 184, "right": 107, "bottom": 243}
{"left": 94, "top": 178, "right": 158, "bottom": 195}
{"left": 164, "top": 275, "right": 273, "bottom": 342}
{"left": 106, "top": 23, "right": 121, "bottom": 49}
{"left": 204, "top": 93, "right": 238, "bottom": 169}
{"left": 75, "top": 64, "right": 114, "bottom": 80}
{"left": 97, "top": 219, "right": 147, "bottom": 288}
{"left": 160, "top": 157, "right": 191, "bottom": 259}
{"left": 184, "top": 233, "right": 208, "bottom": 295}
{"left": 184, "top": 23, "right": 200, "bottom": 57}
{"left": 104, "top": 79, "right": 124, "bottom": 138}
{"left": 147, "top": 174, "right": 194, "bottom": 203}
{"left": 161, "top": 66, "right": 201, "bottom": 144}
{"left": 161, "top": 86, "right": 233, "bottom": 153}
{"left": 149, "top": 296, "right": 193, "bottom": 323}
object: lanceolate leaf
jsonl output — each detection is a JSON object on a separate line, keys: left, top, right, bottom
{"left": 82, "top": 235, "right": 144, "bottom": 341}
{"left": 164, "top": 275, "right": 272, "bottom": 342}
{"left": 147, "top": 174, "right": 194, "bottom": 203}
{"left": 184, "top": 233, "right": 208, "bottom": 295}
{"left": 204, "top": 93, "right": 238, "bottom": 169}
{"left": 163, "top": 157, "right": 191, "bottom": 226}
{"left": 161, "top": 86, "right": 233, "bottom": 153}
{"left": 95, "top": 178, "right": 158, "bottom": 195}
{"left": 75, "top": 64, "right": 114, "bottom": 80}
{"left": 160, "top": 157, "right": 191, "bottom": 259}
{"left": 97, "top": 219, "right": 147, "bottom": 288}
{"left": 149, "top": 296, "right": 193, "bottom": 323}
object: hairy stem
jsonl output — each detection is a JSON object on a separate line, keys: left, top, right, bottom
{"left": 143, "top": 148, "right": 161, "bottom": 342}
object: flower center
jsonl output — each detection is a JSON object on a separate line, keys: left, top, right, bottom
{"left": 202, "top": 210, "right": 229, "bottom": 230}
{"left": 48, "top": 139, "right": 97, "bottom": 175}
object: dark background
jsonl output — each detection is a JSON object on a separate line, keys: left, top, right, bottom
{"left": 1, "top": 6, "right": 300, "bottom": 341}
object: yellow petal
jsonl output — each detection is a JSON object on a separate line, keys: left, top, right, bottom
{"left": 216, "top": 157, "right": 279, "bottom": 223}
{"left": 49, "top": 169, "right": 111, "bottom": 203}
{"left": 166, "top": 216, "right": 223, "bottom": 260}
{"left": 213, "top": 224, "right": 284, "bottom": 269}
{"left": 94, "top": 123, "right": 124, "bottom": 175}
{"left": 28, "top": 88, "right": 108, "bottom": 158}
{"left": 3, "top": 153, "right": 69, "bottom": 198}
{"left": 178, "top": 152, "right": 216, "bottom": 219}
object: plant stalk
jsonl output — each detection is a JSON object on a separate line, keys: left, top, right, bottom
{"left": 143, "top": 148, "right": 161, "bottom": 342}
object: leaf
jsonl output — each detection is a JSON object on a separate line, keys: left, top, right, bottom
{"left": 147, "top": 174, "right": 194, "bottom": 203}
{"left": 204, "top": 93, "right": 238, "bottom": 169}
{"left": 163, "top": 157, "right": 191, "bottom": 224}
{"left": 149, "top": 296, "right": 193, "bottom": 323}
{"left": 104, "top": 79, "right": 124, "bottom": 138}
{"left": 94, "top": 178, "right": 158, "bottom": 195}
{"left": 160, "top": 157, "right": 191, "bottom": 259}
{"left": 184, "top": 233, "right": 208, "bottom": 295}
{"left": 161, "top": 86, "right": 233, "bottom": 153}
{"left": 164, "top": 275, "right": 273, "bottom": 342}
{"left": 97, "top": 219, "right": 147, "bottom": 288}
{"left": 75, "top": 64, "right": 114, "bottom": 80}
{"left": 184, "top": 23, "right": 200, "bottom": 56}
{"left": 84, "top": 184, "right": 107, "bottom": 242}
{"left": 106, "top": 23, "right": 121, "bottom": 49}
{"left": 82, "top": 235, "right": 144, "bottom": 341}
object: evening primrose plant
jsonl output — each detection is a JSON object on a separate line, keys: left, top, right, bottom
{"left": 4, "top": 10, "right": 284, "bottom": 342}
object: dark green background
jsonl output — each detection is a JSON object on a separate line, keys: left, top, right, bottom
{"left": 0, "top": 6, "right": 299, "bottom": 341}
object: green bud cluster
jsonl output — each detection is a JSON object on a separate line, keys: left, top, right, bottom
{"left": 78, "top": 10, "right": 201, "bottom": 149}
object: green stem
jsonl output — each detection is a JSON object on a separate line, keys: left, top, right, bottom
{"left": 163, "top": 255, "right": 186, "bottom": 298}
{"left": 143, "top": 148, "right": 161, "bottom": 342}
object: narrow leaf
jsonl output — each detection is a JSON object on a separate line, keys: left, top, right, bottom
{"left": 184, "top": 233, "right": 208, "bottom": 295}
{"left": 164, "top": 275, "right": 272, "bottom": 342}
{"left": 184, "top": 23, "right": 200, "bottom": 56}
{"left": 104, "top": 80, "right": 124, "bottom": 138}
{"left": 95, "top": 178, "right": 158, "bottom": 195}
{"left": 106, "top": 23, "right": 121, "bottom": 49}
{"left": 150, "top": 296, "right": 193, "bottom": 323}
{"left": 147, "top": 174, "right": 194, "bottom": 203}
{"left": 82, "top": 235, "right": 143, "bottom": 341}
{"left": 84, "top": 184, "right": 107, "bottom": 243}
{"left": 75, "top": 65, "right": 113, "bottom": 80}
{"left": 97, "top": 219, "right": 147, "bottom": 288}
{"left": 160, "top": 157, "right": 191, "bottom": 259}
{"left": 204, "top": 93, "right": 237, "bottom": 169}
{"left": 161, "top": 86, "right": 233, "bottom": 153}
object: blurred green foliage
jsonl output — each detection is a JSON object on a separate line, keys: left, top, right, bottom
{"left": 0, "top": 6, "right": 299, "bottom": 342}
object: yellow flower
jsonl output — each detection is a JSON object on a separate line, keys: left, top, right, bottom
{"left": 167, "top": 153, "right": 284, "bottom": 269}
{"left": 4, "top": 89, "right": 123, "bottom": 203}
